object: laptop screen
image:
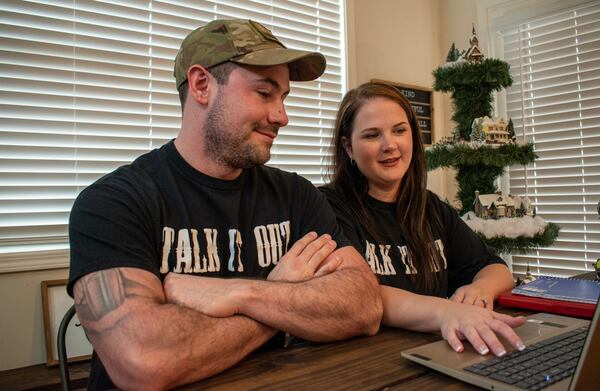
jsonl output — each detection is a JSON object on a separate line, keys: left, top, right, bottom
{"left": 569, "top": 292, "right": 600, "bottom": 390}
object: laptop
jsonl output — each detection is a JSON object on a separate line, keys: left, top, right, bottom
{"left": 401, "top": 298, "right": 600, "bottom": 390}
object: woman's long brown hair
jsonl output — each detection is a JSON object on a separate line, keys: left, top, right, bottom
{"left": 326, "top": 82, "right": 443, "bottom": 292}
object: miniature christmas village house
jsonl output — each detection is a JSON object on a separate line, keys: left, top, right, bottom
{"left": 473, "top": 190, "right": 534, "bottom": 219}
{"left": 471, "top": 116, "right": 513, "bottom": 145}
{"left": 461, "top": 25, "right": 484, "bottom": 62}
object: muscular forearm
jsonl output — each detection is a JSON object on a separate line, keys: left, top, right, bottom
{"left": 472, "top": 263, "right": 515, "bottom": 298}
{"left": 106, "top": 305, "right": 274, "bottom": 390}
{"left": 240, "top": 266, "right": 381, "bottom": 341}
{"left": 165, "top": 245, "right": 382, "bottom": 343}
{"left": 75, "top": 269, "right": 275, "bottom": 390}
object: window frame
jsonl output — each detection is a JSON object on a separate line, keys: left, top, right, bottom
{"left": 487, "top": 0, "right": 600, "bottom": 277}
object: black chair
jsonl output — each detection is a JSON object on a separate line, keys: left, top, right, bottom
{"left": 58, "top": 304, "right": 77, "bottom": 391}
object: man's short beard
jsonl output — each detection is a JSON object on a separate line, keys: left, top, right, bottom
{"left": 203, "top": 92, "right": 273, "bottom": 169}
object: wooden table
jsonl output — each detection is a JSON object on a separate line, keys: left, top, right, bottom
{"left": 179, "top": 327, "right": 481, "bottom": 390}
{"left": 2, "top": 309, "right": 529, "bottom": 390}
{"left": 182, "top": 307, "right": 530, "bottom": 390}
{"left": 0, "top": 327, "right": 478, "bottom": 391}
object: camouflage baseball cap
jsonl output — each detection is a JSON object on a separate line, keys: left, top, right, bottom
{"left": 174, "top": 19, "right": 326, "bottom": 89}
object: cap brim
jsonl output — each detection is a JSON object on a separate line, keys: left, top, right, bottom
{"left": 232, "top": 48, "right": 326, "bottom": 81}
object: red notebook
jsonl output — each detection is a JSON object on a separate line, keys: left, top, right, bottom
{"left": 498, "top": 292, "right": 596, "bottom": 319}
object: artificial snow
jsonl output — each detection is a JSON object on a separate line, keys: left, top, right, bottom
{"left": 439, "top": 59, "right": 468, "bottom": 68}
{"left": 462, "top": 211, "right": 547, "bottom": 239}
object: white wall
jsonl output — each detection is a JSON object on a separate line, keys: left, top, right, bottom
{"left": 346, "top": 0, "right": 487, "bottom": 205}
{"left": 0, "top": 268, "right": 68, "bottom": 370}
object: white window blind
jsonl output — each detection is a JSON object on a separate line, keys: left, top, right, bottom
{"left": 501, "top": 2, "right": 600, "bottom": 277}
{"left": 0, "top": 0, "right": 345, "bottom": 273}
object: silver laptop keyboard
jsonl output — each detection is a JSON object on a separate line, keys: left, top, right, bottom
{"left": 464, "top": 326, "right": 588, "bottom": 390}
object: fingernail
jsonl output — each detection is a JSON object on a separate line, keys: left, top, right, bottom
{"left": 328, "top": 240, "right": 336, "bottom": 246}
{"left": 497, "top": 349, "right": 506, "bottom": 357}
{"left": 454, "top": 345, "right": 463, "bottom": 352}
{"left": 517, "top": 341, "right": 526, "bottom": 351}
{"left": 479, "top": 347, "right": 489, "bottom": 355}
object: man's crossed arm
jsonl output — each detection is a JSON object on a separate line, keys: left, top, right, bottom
{"left": 74, "top": 268, "right": 275, "bottom": 390}
{"left": 73, "top": 232, "right": 383, "bottom": 389}
{"left": 165, "top": 232, "right": 382, "bottom": 341}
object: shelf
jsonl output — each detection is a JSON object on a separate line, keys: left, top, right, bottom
{"left": 426, "top": 142, "right": 536, "bottom": 170}
{"left": 478, "top": 222, "right": 561, "bottom": 254}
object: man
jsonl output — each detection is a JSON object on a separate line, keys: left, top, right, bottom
{"left": 68, "top": 19, "right": 382, "bottom": 390}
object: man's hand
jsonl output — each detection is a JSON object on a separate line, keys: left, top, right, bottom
{"left": 268, "top": 231, "right": 341, "bottom": 282}
{"left": 450, "top": 282, "right": 495, "bottom": 310}
{"left": 164, "top": 232, "right": 345, "bottom": 318}
{"left": 164, "top": 273, "right": 242, "bottom": 317}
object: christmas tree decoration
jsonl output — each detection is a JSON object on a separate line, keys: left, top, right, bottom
{"left": 445, "top": 42, "right": 460, "bottom": 62}
{"left": 427, "top": 25, "right": 559, "bottom": 254}
{"left": 427, "top": 143, "right": 536, "bottom": 213}
{"left": 433, "top": 59, "right": 512, "bottom": 140}
{"left": 470, "top": 118, "right": 486, "bottom": 144}
{"left": 507, "top": 118, "right": 516, "bottom": 142}
{"left": 433, "top": 26, "right": 512, "bottom": 140}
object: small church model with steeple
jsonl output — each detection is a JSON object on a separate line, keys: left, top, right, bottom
{"left": 461, "top": 25, "right": 484, "bottom": 62}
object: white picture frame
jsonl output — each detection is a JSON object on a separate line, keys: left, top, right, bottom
{"left": 41, "top": 279, "right": 92, "bottom": 366}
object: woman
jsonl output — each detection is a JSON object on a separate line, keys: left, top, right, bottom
{"left": 321, "top": 82, "right": 525, "bottom": 357}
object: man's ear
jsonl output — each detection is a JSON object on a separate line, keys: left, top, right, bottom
{"left": 341, "top": 136, "right": 353, "bottom": 160}
{"left": 187, "top": 64, "right": 212, "bottom": 105}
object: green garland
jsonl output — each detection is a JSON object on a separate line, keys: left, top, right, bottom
{"left": 427, "top": 143, "right": 537, "bottom": 170}
{"left": 430, "top": 43, "right": 559, "bottom": 254}
{"left": 426, "top": 143, "right": 537, "bottom": 215}
{"left": 478, "top": 223, "right": 561, "bottom": 254}
{"left": 433, "top": 59, "right": 512, "bottom": 140}
{"left": 433, "top": 59, "right": 512, "bottom": 90}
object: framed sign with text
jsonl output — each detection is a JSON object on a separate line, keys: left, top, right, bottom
{"left": 371, "top": 79, "right": 434, "bottom": 145}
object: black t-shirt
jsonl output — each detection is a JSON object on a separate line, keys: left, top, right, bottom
{"left": 320, "top": 187, "right": 504, "bottom": 297}
{"left": 68, "top": 140, "right": 350, "bottom": 389}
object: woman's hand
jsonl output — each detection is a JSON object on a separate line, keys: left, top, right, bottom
{"left": 438, "top": 300, "right": 526, "bottom": 356}
{"left": 450, "top": 263, "right": 516, "bottom": 310}
{"left": 450, "top": 282, "right": 494, "bottom": 310}
{"left": 381, "top": 285, "right": 524, "bottom": 357}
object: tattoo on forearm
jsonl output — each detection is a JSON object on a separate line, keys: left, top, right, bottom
{"left": 75, "top": 269, "right": 157, "bottom": 321}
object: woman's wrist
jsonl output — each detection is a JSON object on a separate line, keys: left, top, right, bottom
{"left": 431, "top": 297, "right": 455, "bottom": 330}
